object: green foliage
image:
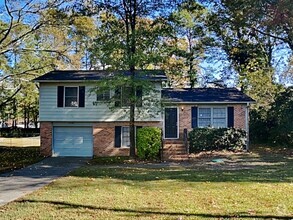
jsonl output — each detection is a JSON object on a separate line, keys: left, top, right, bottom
{"left": 188, "top": 128, "right": 247, "bottom": 152}
{"left": 250, "top": 87, "right": 293, "bottom": 147}
{"left": 0, "top": 128, "right": 40, "bottom": 137}
{"left": 136, "top": 127, "right": 161, "bottom": 160}
{"left": 90, "top": 156, "right": 130, "bottom": 165}
{"left": 165, "top": 0, "right": 210, "bottom": 87}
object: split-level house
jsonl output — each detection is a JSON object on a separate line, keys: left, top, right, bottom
{"left": 34, "top": 70, "right": 254, "bottom": 159}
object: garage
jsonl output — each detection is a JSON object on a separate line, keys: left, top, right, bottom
{"left": 53, "top": 127, "right": 93, "bottom": 157}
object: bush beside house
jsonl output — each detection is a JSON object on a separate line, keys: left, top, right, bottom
{"left": 136, "top": 127, "right": 161, "bottom": 160}
{"left": 188, "top": 128, "right": 247, "bottom": 152}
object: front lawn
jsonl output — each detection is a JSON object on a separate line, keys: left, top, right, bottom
{"left": 0, "top": 146, "right": 292, "bottom": 219}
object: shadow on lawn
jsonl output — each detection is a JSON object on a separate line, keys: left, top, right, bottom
{"left": 67, "top": 147, "right": 293, "bottom": 183}
{"left": 18, "top": 199, "right": 293, "bottom": 219}
{"left": 69, "top": 153, "right": 293, "bottom": 183}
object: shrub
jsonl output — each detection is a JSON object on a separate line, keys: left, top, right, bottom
{"left": 0, "top": 128, "right": 40, "bottom": 137}
{"left": 188, "top": 128, "right": 247, "bottom": 152}
{"left": 136, "top": 127, "right": 161, "bottom": 160}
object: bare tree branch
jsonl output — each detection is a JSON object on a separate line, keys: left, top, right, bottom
{"left": 0, "top": 0, "right": 14, "bottom": 45}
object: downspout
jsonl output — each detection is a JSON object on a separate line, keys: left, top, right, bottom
{"left": 245, "top": 103, "right": 250, "bottom": 151}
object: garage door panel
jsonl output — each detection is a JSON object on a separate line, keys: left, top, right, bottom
{"left": 53, "top": 126, "right": 93, "bottom": 157}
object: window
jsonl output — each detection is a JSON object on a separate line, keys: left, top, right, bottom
{"left": 97, "top": 90, "right": 110, "bottom": 101}
{"left": 65, "top": 87, "right": 78, "bottom": 107}
{"left": 198, "top": 107, "right": 227, "bottom": 128}
{"left": 57, "top": 86, "right": 85, "bottom": 108}
{"left": 115, "top": 126, "right": 142, "bottom": 148}
{"left": 213, "top": 108, "right": 226, "bottom": 128}
{"left": 121, "top": 126, "right": 130, "bottom": 147}
{"left": 115, "top": 86, "right": 143, "bottom": 107}
{"left": 198, "top": 108, "right": 211, "bottom": 127}
{"left": 121, "top": 87, "right": 132, "bottom": 107}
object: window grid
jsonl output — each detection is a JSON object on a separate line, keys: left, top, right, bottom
{"left": 121, "top": 126, "right": 130, "bottom": 147}
{"left": 198, "top": 108, "right": 211, "bottom": 127}
{"left": 198, "top": 107, "right": 227, "bottom": 128}
{"left": 97, "top": 90, "right": 110, "bottom": 101}
{"left": 64, "top": 87, "right": 79, "bottom": 107}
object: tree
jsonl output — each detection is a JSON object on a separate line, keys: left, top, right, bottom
{"left": 0, "top": 1, "right": 97, "bottom": 126}
{"left": 207, "top": 0, "right": 280, "bottom": 109}
{"left": 75, "top": 0, "right": 181, "bottom": 157}
{"left": 0, "top": 0, "right": 71, "bottom": 109}
{"left": 167, "top": 0, "right": 210, "bottom": 88}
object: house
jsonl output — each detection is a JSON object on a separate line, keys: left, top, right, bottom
{"left": 34, "top": 70, "right": 254, "bottom": 159}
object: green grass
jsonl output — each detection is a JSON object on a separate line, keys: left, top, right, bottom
{"left": 0, "top": 146, "right": 292, "bottom": 219}
{"left": 0, "top": 146, "right": 43, "bottom": 173}
{"left": 90, "top": 156, "right": 132, "bottom": 165}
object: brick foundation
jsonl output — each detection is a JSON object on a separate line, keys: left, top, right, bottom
{"left": 40, "top": 122, "right": 53, "bottom": 157}
{"left": 93, "top": 121, "right": 162, "bottom": 157}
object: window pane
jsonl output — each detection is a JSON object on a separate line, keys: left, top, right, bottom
{"left": 198, "top": 118, "right": 211, "bottom": 127}
{"left": 213, "top": 108, "right": 226, "bottom": 118}
{"left": 213, "top": 118, "right": 226, "bottom": 128}
{"left": 65, "top": 87, "right": 78, "bottom": 96}
{"left": 122, "top": 127, "right": 130, "bottom": 147}
{"left": 122, "top": 87, "right": 131, "bottom": 107}
{"left": 65, "top": 97, "right": 78, "bottom": 107}
{"left": 97, "top": 90, "right": 110, "bottom": 101}
{"left": 198, "top": 108, "right": 211, "bottom": 118}
{"left": 65, "top": 87, "right": 78, "bottom": 107}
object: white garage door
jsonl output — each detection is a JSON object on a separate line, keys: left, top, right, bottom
{"left": 53, "top": 127, "right": 93, "bottom": 157}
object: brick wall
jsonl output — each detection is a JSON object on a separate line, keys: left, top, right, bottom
{"left": 233, "top": 104, "right": 246, "bottom": 130}
{"left": 40, "top": 122, "right": 52, "bottom": 157}
{"left": 178, "top": 104, "right": 247, "bottom": 136}
{"left": 179, "top": 106, "right": 192, "bottom": 138}
{"left": 93, "top": 121, "right": 162, "bottom": 157}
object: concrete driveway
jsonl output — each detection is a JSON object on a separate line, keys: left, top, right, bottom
{"left": 0, "top": 157, "right": 88, "bottom": 206}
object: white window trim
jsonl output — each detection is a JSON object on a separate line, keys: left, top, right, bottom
{"left": 121, "top": 126, "right": 130, "bottom": 148}
{"left": 119, "top": 87, "right": 143, "bottom": 108}
{"left": 163, "top": 107, "right": 179, "bottom": 139}
{"left": 198, "top": 106, "right": 227, "bottom": 128}
{"left": 96, "top": 90, "right": 111, "bottom": 102}
{"left": 64, "top": 86, "right": 79, "bottom": 108}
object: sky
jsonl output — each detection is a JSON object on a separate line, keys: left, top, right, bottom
{"left": 0, "top": 0, "right": 292, "bottom": 86}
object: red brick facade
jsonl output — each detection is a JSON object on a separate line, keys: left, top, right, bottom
{"left": 93, "top": 121, "right": 162, "bottom": 157}
{"left": 40, "top": 105, "right": 247, "bottom": 157}
{"left": 233, "top": 104, "right": 246, "bottom": 130}
{"left": 177, "top": 104, "right": 247, "bottom": 135}
{"left": 40, "top": 122, "right": 53, "bottom": 157}
{"left": 39, "top": 121, "right": 162, "bottom": 157}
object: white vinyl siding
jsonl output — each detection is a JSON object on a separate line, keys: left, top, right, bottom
{"left": 39, "top": 82, "right": 161, "bottom": 122}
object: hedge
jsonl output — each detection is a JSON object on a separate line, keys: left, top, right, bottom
{"left": 0, "top": 128, "right": 40, "bottom": 137}
{"left": 188, "top": 128, "right": 247, "bottom": 152}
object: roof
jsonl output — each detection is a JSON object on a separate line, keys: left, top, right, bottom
{"left": 162, "top": 88, "right": 255, "bottom": 103}
{"left": 34, "top": 70, "right": 167, "bottom": 82}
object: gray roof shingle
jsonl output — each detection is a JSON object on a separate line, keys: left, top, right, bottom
{"left": 34, "top": 70, "right": 167, "bottom": 82}
{"left": 162, "top": 88, "right": 254, "bottom": 103}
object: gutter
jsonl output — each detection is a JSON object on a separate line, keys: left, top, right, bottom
{"left": 162, "top": 101, "right": 255, "bottom": 104}
{"left": 245, "top": 103, "right": 250, "bottom": 151}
